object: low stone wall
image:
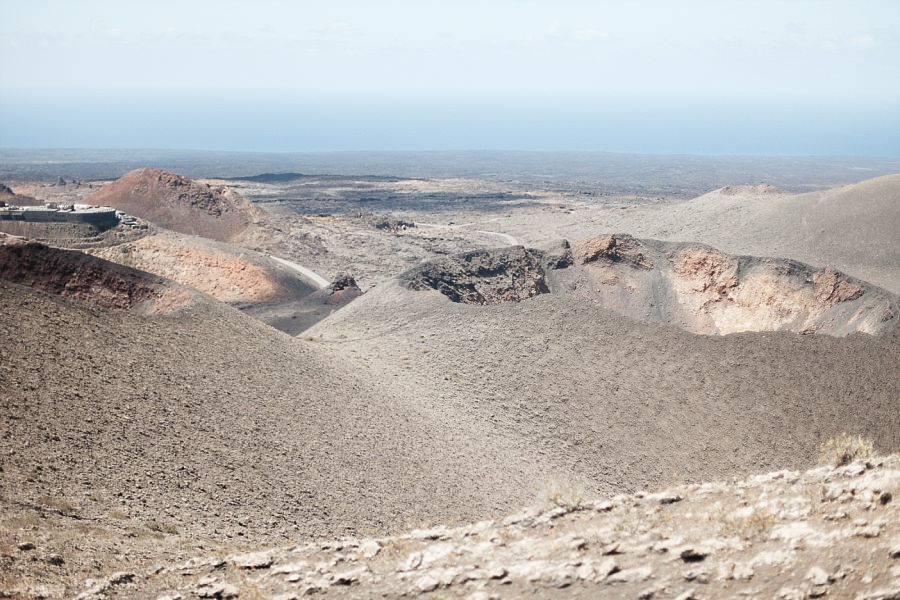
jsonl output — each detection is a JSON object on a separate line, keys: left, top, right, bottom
{"left": 0, "top": 221, "right": 104, "bottom": 239}
{"left": 0, "top": 208, "right": 118, "bottom": 229}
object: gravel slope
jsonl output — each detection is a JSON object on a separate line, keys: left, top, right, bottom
{"left": 307, "top": 277, "right": 900, "bottom": 500}
{"left": 0, "top": 281, "right": 552, "bottom": 559}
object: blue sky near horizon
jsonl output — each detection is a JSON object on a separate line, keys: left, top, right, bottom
{"left": 1, "top": 0, "right": 899, "bottom": 155}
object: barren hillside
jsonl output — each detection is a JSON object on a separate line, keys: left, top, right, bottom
{"left": 0, "top": 234, "right": 196, "bottom": 313}
{"left": 86, "top": 168, "right": 264, "bottom": 243}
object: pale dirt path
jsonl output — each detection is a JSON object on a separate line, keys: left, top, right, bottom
{"left": 267, "top": 254, "right": 330, "bottom": 289}
{"left": 416, "top": 220, "right": 519, "bottom": 246}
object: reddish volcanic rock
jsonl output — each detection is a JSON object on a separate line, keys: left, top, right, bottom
{"left": 0, "top": 234, "right": 193, "bottom": 312}
{"left": 87, "top": 168, "right": 263, "bottom": 242}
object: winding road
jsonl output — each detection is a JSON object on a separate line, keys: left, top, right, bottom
{"left": 268, "top": 255, "right": 330, "bottom": 289}
{"left": 415, "top": 221, "right": 520, "bottom": 246}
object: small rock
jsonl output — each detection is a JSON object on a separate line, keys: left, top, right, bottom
{"left": 271, "top": 561, "right": 309, "bottom": 575}
{"left": 806, "top": 566, "right": 831, "bottom": 586}
{"left": 594, "top": 558, "right": 619, "bottom": 581}
{"left": 415, "top": 574, "right": 441, "bottom": 593}
{"left": 230, "top": 550, "right": 273, "bottom": 569}
{"left": 660, "top": 494, "right": 683, "bottom": 505}
{"left": 403, "top": 551, "right": 424, "bottom": 571}
{"left": 602, "top": 542, "right": 622, "bottom": 555}
{"left": 879, "top": 491, "right": 892, "bottom": 505}
{"left": 17, "top": 542, "right": 35, "bottom": 551}
{"left": 300, "top": 582, "right": 323, "bottom": 596}
{"left": 824, "top": 511, "right": 849, "bottom": 521}
{"left": 468, "top": 565, "right": 508, "bottom": 581}
{"left": 679, "top": 547, "right": 708, "bottom": 563}
{"left": 47, "top": 554, "right": 65, "bottom": 566}
{"left": 196, "top": 583, "right": 239, "bottom": 599}
{"left": 606, "top": 566, "right": 652, "bottom": 584}
{"left": 566, "top": 536, "right": 587, "bottom": 551}
{"left": 683, "top": 569, "right": 710, "bottom": 584}
{"left": 809, "top": 585, "right": 829, "bottom": 598}
{"left": 890, "top": 541, "right": 900, "bottom": 559}
{"left": 155, "top": 594, "right": 183, "bottom": 600}
{"left": 590, "top": 500, "right": 616, "bottom": 512}
{"left": 855, "top": 525, "right": 882, "bottom": 538}
{"left": 409, "top": 525, "right": 452, "bottom": 541}
{"left": 674, "top": 589, "right": 699, "bottom": 600}
{"left": 333, "top": 566, "right": 367, "bottom": 585}
{"left": 108, "top": 572, "right": 134, "bottom": 586}
{"left": 717, "top": 561, "right": 754, "bottom": 581}
{"left": 360, "top": 540, "right": 381, "bottom": 558}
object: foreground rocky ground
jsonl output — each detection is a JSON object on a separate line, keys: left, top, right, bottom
{"left": 20, "top": 454, "right": 892, "bottom": 599}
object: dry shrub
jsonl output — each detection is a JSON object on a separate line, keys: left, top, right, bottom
{"left": 819, "top": 433, "right": 874, "bottom": 466}
{"left": 539, "top": 476, "right": 587, "bottom": 510}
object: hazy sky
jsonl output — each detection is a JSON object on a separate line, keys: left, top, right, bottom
{"left": 2, "top": 0, "right": 899, "bottom": 154}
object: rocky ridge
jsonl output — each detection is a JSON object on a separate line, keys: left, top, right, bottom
{"left": 0, "top": 234, "right": 194, "bottom": 313}
{"left": 66, "top": 455, "right": 899, "bottom": 600}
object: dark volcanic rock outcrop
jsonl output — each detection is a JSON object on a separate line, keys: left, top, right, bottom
{"left": 325, "top": 274, "right": 362, "bottom": 306}
{"left": 401, "top": 245, "right": 550, "bottom": 305}
{"left": 87, "top": 168, "right": 263, "bottom": 242}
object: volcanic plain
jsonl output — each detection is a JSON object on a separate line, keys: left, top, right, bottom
{"left": 0, "top": 152, "right": 898, "bottom": 599}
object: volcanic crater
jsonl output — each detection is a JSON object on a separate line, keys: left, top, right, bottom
{"left": 401, "top": 234, "right": 897, "bottom": 337}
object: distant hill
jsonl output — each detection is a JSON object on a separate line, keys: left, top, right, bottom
{"left": 86, "top": 168, "right": 264, "bottom": 242}
{"left": 0, "top": 182, "right": 40, "bottom": 206}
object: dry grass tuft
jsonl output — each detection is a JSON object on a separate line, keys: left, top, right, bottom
{"left": 539, "top": 476, "right": 587, "bottom": 510}
{"left": 819, "top": 433, "right": 875, "bottom": 466}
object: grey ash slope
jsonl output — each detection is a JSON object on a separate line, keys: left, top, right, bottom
{"left": 307, "top": 243, "right": 900, "bottom": 500}
{"left": 0, "top": 278, "right": 553, "bottom": 551}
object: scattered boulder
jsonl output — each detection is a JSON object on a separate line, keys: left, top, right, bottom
{"left": 326, "top": 274, "right": 362, "bottom": 306}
